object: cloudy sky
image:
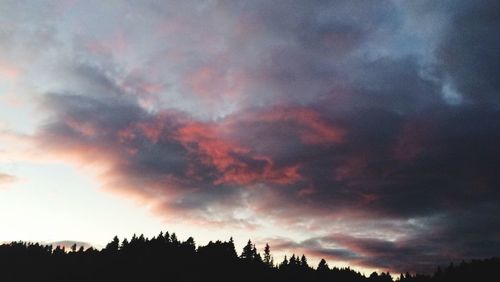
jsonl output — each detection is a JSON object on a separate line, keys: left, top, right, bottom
{"left": 1, "top": 0, "right": 499, "bottom": 274}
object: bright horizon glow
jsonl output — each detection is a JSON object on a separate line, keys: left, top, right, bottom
{"left": 0, "top": 161, "right": 371, "bottom": 272}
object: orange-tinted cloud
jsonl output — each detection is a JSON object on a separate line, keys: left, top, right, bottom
{"left": 0, "top": 172, "right": 16, "bottom": 188}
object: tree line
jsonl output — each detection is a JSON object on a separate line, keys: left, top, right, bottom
{"left": 0, "top": 231, "right": 497, "bottom": 282}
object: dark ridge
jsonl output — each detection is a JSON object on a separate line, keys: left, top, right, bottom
{"left": 0, "top": 232, "right": 498, "bottom": 282}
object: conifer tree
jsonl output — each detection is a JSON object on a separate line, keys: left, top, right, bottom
{"left": 279, "top": 255, "right": 289, "bottom": 269}
{"left": 300, "top": 254, "right": 309, "bottom": 268}
{"left": 263, "top": 243, "right": 273, "bottom": 267}
{"left": 228, "top": 237, "right": 237, "bottom": 258}
{"left": 240, "top": 240, "right": 254, "bottom": 261}
{"left": 317, "top": 259, "right": 329, "bottom": 271}
{"left": 105, "top": 236, "right": 120, "bottom": 253}
{"left": 121, "top": 238, "right": 129, "bottom": 250}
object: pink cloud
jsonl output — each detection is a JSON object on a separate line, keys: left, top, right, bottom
{"left": 0, "top": 63, "right": 21, "bottom": 81}
{"left": 226, "top": 106, "right": 345, "bottom": 146}
{"left": 84, "top": 31, "right": 129, "bottom": 57}
{"left": 65, "top": 117, "right": 98, "bottom": 138}
{"left": 174, "top": 120, "right": 301, "bottom": 186}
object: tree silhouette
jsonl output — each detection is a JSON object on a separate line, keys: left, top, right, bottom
{"left": 170, "top": 233, "right": 179, "bottom": 247}
{"left": 121, "top": 238, "right": 129, "bottom": 250}
{"left": 0, "top": 231, "right": 498, "bottom": 282}
{"left": 228, "top": 237, "right": 237, "bottom": 258}
{"left": 71, "top": 243, "right": 77, "bottom": 253}
{"left": 289, "top": 254, "right": 297, "bottom": 266}
{"left": 300, "top": 254, "right": 309, "bottom": 269}
{"left": 263, "top": 243, "right": 273, "bottom": 267}
{"left": 240, "top": 240, "right": 255, "bottom": 261}
{"left": 279, "top": 255, "right": 289, "bottom": 269}
{"left": 181, "top": 236, "right": 196, "bottom": 252}
{"left": 317, "top": 258, "right": 329, "bottom": 272}
{"left": 104, "top": 235, "right": 119, "bottom": 253}
{"left": 253, "top": 244, "right": 263, "bottom": 264}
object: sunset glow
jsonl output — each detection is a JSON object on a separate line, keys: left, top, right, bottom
{"left": 1, "top": 0, "right": 499, "bottom": 275}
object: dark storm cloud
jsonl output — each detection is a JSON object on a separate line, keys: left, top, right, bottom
{"left": 437, "top": 0, "right": 500, "bottom": 104}
{"left": 267, "top": 236, "right": 361, "bottom": 262}
{"left": 317, "top": 234, "right": 443, "bottom": 273}
{"left": 227, "top": 0, "right": 403, "bottom": 107}
{"left": 347, "top": 56, "right": 443, "bottom": 113}
{"left": 270, "top": 204, "right": 500, "bottom": 273}
{"left": 279, "top": 105, "right": 500, "bottom": 219}
{"left": 369, "top": 204, "right": 500, "bottom": 273}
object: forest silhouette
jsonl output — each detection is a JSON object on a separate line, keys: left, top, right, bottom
{"left": 0, "top": 232, "right": 498, "bottom": 282}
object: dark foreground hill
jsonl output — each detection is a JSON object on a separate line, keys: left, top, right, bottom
{"left": 0, "top": 231, "right": 498, "bottom": 282}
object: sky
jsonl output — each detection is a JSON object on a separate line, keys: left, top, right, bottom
{"left": 0, "top": 0, "right": 499, "bottom": 275}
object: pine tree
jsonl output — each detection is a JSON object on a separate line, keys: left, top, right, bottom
{"left": 289, "top": 254, "right": 297, "bottom": 267}
{"left": 183, "top": 237, "right": 196, "bottom": 252}
{"left": 240, "top": 240, "right": 254, "bottom": 260}
{"left": 255, "top": 252, "right": 263, "bottom": 264}
{"left": 157, "top": 231, "right": 164, "bottom": 241}
{"left": 263, "top": 243, "right": 273, "bottom": 267}
{"left": 130, "top": 234, "right": 138, "bottom": 245}
{"left": 170, "top": 233, "right": 179, "bottom": 246}
{"left": 300, "top": 254, "right": 309, "bottom": 268}
{"left": 317, "top": 259, "right": 329, "bottom": 271}
{"left": 251, "top": 244, "right": 260, "bottom": 262}
{"left": 105, "top": 236, "right": 120, "bottom": 253}
{"left": 121, "top": 238, "right": 129, "bottom": 250}
{"left": 165, "top": 232, "right": 171, "bottom": 244}
{"left": 227, "top": 237, "right": 237, "bottom": 258}
{"left": 279, "top": 255, "right": 289, "bottom": 269}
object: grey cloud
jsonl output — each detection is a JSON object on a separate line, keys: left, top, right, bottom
{"left": 49, "top": 240, "right": 94, "bottom": 250}
{"left": 437, "top": 0, "right": 500, "bottom": 104}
